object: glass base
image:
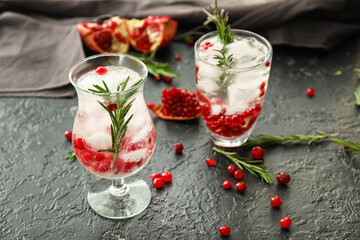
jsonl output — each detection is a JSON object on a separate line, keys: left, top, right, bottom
{"left": 87, "top": 178, "right": 151, "bottom": 219}
{"left": 211, "top": 134, "right": 250, "bottom": 148}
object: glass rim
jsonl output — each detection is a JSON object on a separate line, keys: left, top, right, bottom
{"left": 194, "top": 29, "right": 273, "bottom": 72}
{"left": 69, "top": 53, "right": 148, "bottom": 96}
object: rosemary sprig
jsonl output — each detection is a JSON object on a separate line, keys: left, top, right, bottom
{"left": 332, "top": 139, "right": 360, "bottom": 154}
{"left": 213, "top": 147, "right": 275, "bottom": 184}
{"left": 203, "top": 0, "right": 234, "bottom": 45}
{"left": 241, "top": 131, "right": 338, "bottom": 148}
{"left": 214, "top": 49, "right": 233, "bottom": 68}
{"left": 128, "top": 52, "right": 179, "bottom": 79}
{"left": 65, "top": 151, "right": 76, "bottom": 162}
{"left": 88, "top": 78, "right": 142, "bottom": 167}
{"left": 355, "top": 85, "right": 360, "bottom": 106}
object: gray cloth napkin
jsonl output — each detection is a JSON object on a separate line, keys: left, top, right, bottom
{"left": 0, "top": 0, "right": 359, "bottom": 98}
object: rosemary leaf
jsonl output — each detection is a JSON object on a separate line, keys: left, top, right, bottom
{"left": 65, "top": 151, "right": 76, "bottom": 162}
{"left": 332, "top": 138, "right": 360, "bottom": 154}
{"left": 354, "top": 85, "right": 360, "bottom": 106}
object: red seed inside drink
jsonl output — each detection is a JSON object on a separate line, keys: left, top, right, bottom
{"left": 194, "top": 30, "right": 272, "bottom": 146}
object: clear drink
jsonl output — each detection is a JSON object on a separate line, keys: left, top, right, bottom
{"left": 195, "top": 30, "right": 272, "bottom": 147}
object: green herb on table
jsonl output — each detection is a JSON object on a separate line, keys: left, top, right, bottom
{"left": 129, "top": 52, "right": 179, "bottom": 79}
{"left": 354, "top": 85, "right": 360, "bottom": 106}
{"left": 203, "top": 0, "right": 234, "bottom": 45}
{"left": 65, "top": 151, "right": 76, "bottom": 162}
{"left": 88, "top": 79, "right": 142, "bottom": 167}
{"left": 332, "top": 139, "right": 360, "bottom": 154}
{"left": 213, "top": 147, "right": 275, "bottom": 184}
{"left": 241, "top": 132, "right": 338, "bottom": 148}
{"left": 214, "top": 49, "right": 233, "bottom": 68}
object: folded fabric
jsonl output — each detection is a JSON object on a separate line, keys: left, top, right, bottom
{"left": 0, "top": 0, "right": 359, "bottom": 97}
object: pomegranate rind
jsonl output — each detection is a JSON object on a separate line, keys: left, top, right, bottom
{"left": 126, "top": 16, "right": 178, "bottom": 53}
{"left": 147, "top": 103, "right": 200, "bottom": 120}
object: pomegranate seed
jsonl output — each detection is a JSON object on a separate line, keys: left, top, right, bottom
{"left": 265, "top": 61, "right": 271, "bottom": 67}
{"left": 161, "top": 171, "right": 172, "bottom": 182}
{"left": 95, "top": 66, "right": 107, "bottom": 75}
{"left": 344, "top": 146, "right": 349, "bottom": 149}
{"left": 280, "top": 217, "right": 292, "bottom": 228}
{"left": 218, "top": 225, "right": 231, "bottom": 236}
{"left": 251, "top": 146, "right": 265, "bottom": 159}
{"left": 64, "top": 130, "right": 72, "bottom": 141}
{"left": 173, "top": 142, "right": 184, "bottom": 153}
{"left": 175, "top": 55, "right": 182, "bottom": 61}
{"left": 206, "top": 158, "right": 216, "bottom": 166}
{"left": 187, "top": 39, "right": 194, "bottom": 45}
{"left": 271, "top": 196, "right": 283, "bottom": 207}
{"left": 155, "top": 75, "right": 161, "bottom": 81}
{"left": 276, "top": 172, "right": 291, "bottom": 184}
{"left": 307, "top": 88, "right": 315, "bottom": 97}
{"left": 152, "top": 178, "right": 164, "bottom": 188}
{"left": 163, "top": 76, "right": 173, "bottom": 83}
{"left": 235, "top": 181, "right": 246, "bottom": 192}
{"left": 222, "top": 180, "right": 232, "bottom": 189}
{"left": 234, "top": 170, "right": 244, "bottom": 180}
{"left": 227, "top": 164, "right": 237, "bottom": 175}
{"left": 75, "top": 138, "right": 85, "bottom": 150}
{"left": 151, "top": 172, "right": 162, "bottom": 181}
{"left": 95, "top": 152, "right": 104, "bottom": 161}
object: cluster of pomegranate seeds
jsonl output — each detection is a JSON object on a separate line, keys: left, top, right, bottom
{"left": 173, "top": 142, "right": 184, "bottom": 153}
{"left": 175, "top": 55, "right": 182, "bottom": 61}
{"left": 94, "top": 29, "right": 112, "bottom": 52}
{"left": 218, "top": 225, "right": 231, "bottom": 236}
{"left": 276, "top": 172, "right": 291, "bottom": 184}
{"left": 161, "top": 88, "right": 201, "bottom": 118}
{"left": 307, "top": 88, "right": 315, "bottom": 97}
{"left": 95, "top": 66, "right": 107, "bottom": 75}
{"left": 206, "top": 158, "right": 216, "bottom": 166}
{"left": 222, "top": 180, "right": 232, "bottom": 189}
{"left": 152, "top": 171, "right": 173, "bottom": 188}
{"left": 251, "top": 146, "right": 265, "bottom": 159}
{"left": 235, "top": 181, "right": 246, "bottom": 192}
{"left": 280, "top": 217, "right": 292, "bottom": 228}
{"left": 64, "top": 130, "right": 72, "bottom": 141}
{"left": 270, "top": 196, "right": 283, "bottom": 207}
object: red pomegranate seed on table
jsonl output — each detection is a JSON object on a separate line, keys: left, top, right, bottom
{"left": 64, "top": 130, "right": 72, "bottom": 141}
{"left": 307, "top": 88, "right": 315, "bottom": 97}
{"left": 270, "top": 196, "right": 283, "bottom": 207}
{"left": 218, "top": 225, "right": 231, "bottom": 236}
{"left": 222, "top": 180, "right": 232, "bottom": 189}
{"left": 151, "top": 172, "right": 162, "bottom": 181}
{"left": 235, "top": 181, "right": 246, "bottom": 192}
{"left": 175, "top": 55, "right": 182, "bottom": 61}
{"left": 187, "top": 39, "right": 194, "bottom": 45}
{"left": 234, "top": 170, "right": 244, "bottom": 180}
{"left": 155, "top": 75, "right": 161, "bottom": 81}
{"left": 251, "top": 146, "right": 265, "bottom": 159}
{"left": 161, "top": 171, "right": 172, "bottom": 182}
{"left": 280, "top": 217, "right": 292, "bottom": 228}
{"left": 276, "top": 172, "right": 291, "bottom": 184}
{"left": 227, "top": 164, "right": 237, "bottom": 175}
{"left": 95, "top": 66, "right": 107, "bottom": 75}
{"left": 173, "top": 142, "right": 184, "bottom": 153}
{"left": 152, "top": 178, "right": 164, "bottom": 188}
{"left": 206, "top": 158, "right": 216, "bottom": 166}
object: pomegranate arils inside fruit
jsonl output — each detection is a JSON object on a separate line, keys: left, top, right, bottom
{"left": 153, "top": 178, "right": 164, "bottom": 188}
{"left": 307, "top": 88, "right": 315, "bottom": 97}
{"left": 95, "top": 66, "right": 107, "bottom": 75}
{"left": 276, "top": 172, "right": 291, "bottom": 184}
{"left": 94, "top": 29, "right": 112, "bottom": 51}
{"left": 222, "top": 180, "right": 232, "bottom": 189}
{"left": 173, "top": 142, "right": 184, "bottom": 153}
{"left": 161, "top": 171, "right": 172, "bottom": 182}
{"left": 64, "top": 130, "right": 72, "bottom": 141}
{"left": 151, "top": 172, "right": 162, "bottom": 181}
{"left": 234, "top": 170, "right": 244, "bottom": 180}
{"left": 227, "top": 164, "right": 237, "bottom": 175}
{"left": 235, "top": 181, "right": 246, "bottom": 192}
{"left": 271, "top": 196, "right": 283, "bottom": 207}
{"left": 280, "top": 217, "right": 292, "bottom": 228}
{"left": 175, "top": 55, "right": 182, "bottom": 61}
{"left": 218, "top": 225, "right": 231, "bottom": 236}
{"left": 251, "top": 146, "right": 265, "bottom": 159}
{"left": 206, "top": 158, "right": 216, "bottom": 166}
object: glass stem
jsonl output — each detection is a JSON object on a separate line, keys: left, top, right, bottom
{"left": 109, "top": 178, "right": 129, "bottom": 197}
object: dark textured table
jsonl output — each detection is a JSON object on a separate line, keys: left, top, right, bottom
{"left": 1, "top": 34, "right": 360, "bottom": 240}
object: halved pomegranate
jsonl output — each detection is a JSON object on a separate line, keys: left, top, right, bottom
{"left": 126, "top": 16, "right": 178, "bottom": 53}
{"left": 77, "top": 17, "right": 129, "bottom": 53}
{"left": 147, "top": 88, "right": 201, "bottom": 120}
